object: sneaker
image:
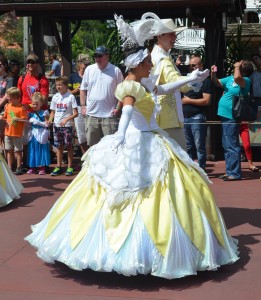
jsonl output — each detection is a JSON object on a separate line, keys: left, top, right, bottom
{"left": 15, "top": 167, "right": 23, "bottom": 175}
{"left": 22, "top": 166, "right": 29, "bottom": 173}
{"left": 65, "top": 167, "right": 74, "bottom": 176}
{"left": 27, "top": 168, "right": 38, "bottom": 174}
{"left": 51, "top": 167, "right": 62, "bottom": 176}
{"left": 39, "top": 169, "right": 46, "bottom": 175}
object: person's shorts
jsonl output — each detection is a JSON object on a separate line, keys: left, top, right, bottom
{"left": 85, "top": 115, "right": 119, "bottom": 147}
{"left": 53, "top": 126, "right": 73, "bottom": 148}
{"left": 5, "top": 136, "right": 24, "bottom": 152}
{"left": 74, "top": 107, "right": 87, "bottom": 144}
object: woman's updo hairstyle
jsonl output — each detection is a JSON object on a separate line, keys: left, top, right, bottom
{"left": 123, "top": 45, "right": 146, "bottom": 60}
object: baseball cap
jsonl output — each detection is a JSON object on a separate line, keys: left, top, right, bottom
{"left": 77, "top": 54, "right": 91, "bottom": 64}
{"left": 26, "top": 54, "right": 39, "bottom": 63}
{"left": 94, "top": 46, "right": 109, "bottom": 55}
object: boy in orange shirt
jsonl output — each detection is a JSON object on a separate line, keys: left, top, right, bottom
{"left": 0, "top": 87, "right": 28, "bottom": 175}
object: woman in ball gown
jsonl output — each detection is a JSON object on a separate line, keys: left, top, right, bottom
{"left": 0, "top": 153, "right": 23, "bottom": 207}
{"left": 25, "top": 14, "right": 239, "bottom": 279}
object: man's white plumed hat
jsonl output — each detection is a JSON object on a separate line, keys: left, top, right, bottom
{"left": 140, "top": 13, "right": 187, "bottom": 36}
{"left": 155, "top": 18, "right": 186, "bottom": 35}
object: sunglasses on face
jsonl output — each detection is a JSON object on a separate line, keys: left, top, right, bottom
{"left": 78, "top": 61, "right": 89, "bottom": 66}
{"left": 189, "top": 64, "right": 198, "bottom": 68}
{"left": 93, "top": 54, "right": 104, "bottom": 58}
{"left": 26, "top": 60, "right": 37, "bottom": 64}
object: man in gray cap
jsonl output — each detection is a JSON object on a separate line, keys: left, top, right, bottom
{"left": 80, "top": 46, "right": 123, "bottom": 146}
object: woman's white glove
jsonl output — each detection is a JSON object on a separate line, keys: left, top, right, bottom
{"left": 111, "top": 105, "right": 133, "bottom": 152}
{"left": 155, "top": 69, "right": 210, "bottom": 95}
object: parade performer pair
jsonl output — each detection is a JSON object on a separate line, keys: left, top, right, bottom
{"left": 25, "top": 13, "right": 239, "bottom": 279}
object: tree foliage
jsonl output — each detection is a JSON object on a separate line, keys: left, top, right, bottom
{"left": 225, "top": 24, "right": 252, "bottom": 75}
{"left": 0, "top": 14, "right": 24, "bottom": 64}
{"left": 71, "top": 20, "right": 123, "bottom": 66}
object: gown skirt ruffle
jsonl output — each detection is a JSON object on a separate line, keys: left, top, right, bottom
{"left": 25, "top": 131, "right": 239, "bottom": 279}
{"left": 0, "top": 153, "right": 23, "bottom": 207}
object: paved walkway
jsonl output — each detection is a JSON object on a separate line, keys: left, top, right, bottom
{"left": 0, "top": 160, "right": 260, "bottom": 300}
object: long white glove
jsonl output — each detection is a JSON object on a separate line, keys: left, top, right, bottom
{"left": 156, "top": 69, "right": 210, "bottom": 95}
{"left": 111, "top": 105, "right": 133, "bottom": 151}
{"left": 29, "top": 117, "right": 48, "bottom": 127}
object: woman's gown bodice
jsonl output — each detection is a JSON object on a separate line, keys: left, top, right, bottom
{"left": 115, "top": 80, "right": 160, "bottom": 133}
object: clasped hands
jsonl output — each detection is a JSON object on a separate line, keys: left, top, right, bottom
{"left": 29, "top": 118, "right": 49, "bottom": 127}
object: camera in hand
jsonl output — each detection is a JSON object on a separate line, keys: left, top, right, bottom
{"left": 179, "top": 55, "right": 186, "bottom": 63}
{"left": 172, "top": 53, "right": 179, "bottom": 62}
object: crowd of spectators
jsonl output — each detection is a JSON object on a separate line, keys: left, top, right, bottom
{"left": 0, "top": 44, "right": 260, "bottom": 179}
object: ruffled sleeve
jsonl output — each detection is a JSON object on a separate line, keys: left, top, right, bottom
{"left": 43, "top": 110, "right": 50, "bottom": 117}
{"left": 115, "top": 80, "right": 146, "bottom": 103}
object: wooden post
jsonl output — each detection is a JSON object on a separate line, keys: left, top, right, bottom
{"left": 60, "top": 20, "right": 72, "bottom": 77}
{"left": 31, "top": 16, "right": 45, "bottom": 73}
{"left": 204, "top": 13, "right": 225, "bottom": 161}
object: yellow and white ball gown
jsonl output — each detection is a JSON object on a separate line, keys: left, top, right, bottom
{"left": 25, "top": 81, "right": 238, "bottom": 279}
{"left": 0, "top": 153, "right": 23, "bottom": 207}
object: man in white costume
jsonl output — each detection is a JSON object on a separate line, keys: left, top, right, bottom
{"left": 151, "top": 17, "right": 191, "bottom": 150}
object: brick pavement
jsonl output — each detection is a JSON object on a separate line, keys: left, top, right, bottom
{"left": 0, "top": 160, "right": 260, "bottom": 300}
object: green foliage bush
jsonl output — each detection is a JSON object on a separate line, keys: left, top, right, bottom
{"left": 0, "top": 14, "right": 24, "bottom": 66}
{"left": 71, "top": 19, "right": 123, "bottom": 66}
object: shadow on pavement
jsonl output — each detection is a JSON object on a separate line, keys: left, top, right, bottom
{"left": 21, "top": 176, "right": 75, "bottom": 191}
{"left": 41, "top": 206, "right": 260, "bottom": 291}
{"left": 220, "top": 207, "right": 261, "bottom": 229}
{"left": 0, "top": 190, "right": 55, "bottom": 212}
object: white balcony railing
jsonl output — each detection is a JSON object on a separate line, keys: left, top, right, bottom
{"left": 174, "top": 28, "right": 205, "bottom": 50}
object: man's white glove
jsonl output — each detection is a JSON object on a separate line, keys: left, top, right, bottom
{"left": 189, "top": 69, "right": 210, "bottom": 83}
{"left": 111, "top": 105, "right": 133, "bottom": 151}
{"left": 156, "top": 69, "right": 210, "bottom": 95}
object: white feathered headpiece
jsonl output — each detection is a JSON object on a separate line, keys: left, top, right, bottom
{"left": 114, "top": 13, "right": 159, "bottom": 69}
{"left": 114, "top": 14, "right": 157, "bottom": 49}
{"left": 114, "top": 13, "right": 186, "bottom": 69}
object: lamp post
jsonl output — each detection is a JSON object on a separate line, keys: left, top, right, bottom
{"left": 23, "top": 17, "right": 29, "bottom": 66}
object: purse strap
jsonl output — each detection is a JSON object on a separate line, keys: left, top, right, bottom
{"left": 239, "top": 80, "right": 253, "bottom": 96}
